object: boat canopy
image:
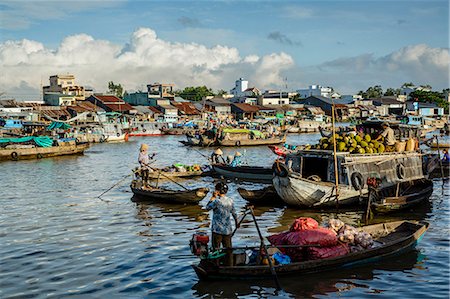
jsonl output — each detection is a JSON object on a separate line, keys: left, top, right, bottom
{"left": 47, "top": 121, "right": 71, "bottom": 130}
{"left": 0, "top": 136, "right": 53, "bottom": 147}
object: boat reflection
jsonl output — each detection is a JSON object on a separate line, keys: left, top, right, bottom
{"left": 192, "top": 250, "right": 423, "bottom": 298}
{"left": 132, "top": 196, "right": 209, "bottom": 223}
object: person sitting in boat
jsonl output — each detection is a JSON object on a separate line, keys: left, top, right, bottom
{"left": 230, "top": 152, "right": 242, "bottom": 167}
{"left": 138, "top": 144, "right": 155, "bottom": 185}
{"left": 206, "top": 182, "right": 239, "bottom": 266}
{"left": 211, "top": 148, "right": 225, "bottom": 164}
{"left": 375, "top": 122, "right": 396, "bottom": 152}
{"left": 443, "top": 149, "right": 450, "bottom": 162}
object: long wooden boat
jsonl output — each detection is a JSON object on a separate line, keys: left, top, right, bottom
{"left": 130, "top": 180, "right": 209, "bottom": 204}
{"left": 0, "top": 142, "right": 89, "bottom": 162}
{"left": 217, "top": 133, "right": 286, "bottom": 147}
{"left": 237, "top": 186, "right": 284, "bottom": 205}
{"left": 212, "top": 164, "right": 273, "bottom": 183}
{"left": 145, "top": 169, "right": 210, "bottom": 180}
{"left": 370, "top": 178, "right": 433, "bottom": 213}
{"left": 429, "top": 142, "right": 450, "bottom": 149}
{"left": 192, "top": 220, "right": 429, "bottom": 280}
{"left": 428, "top": 161, "right": 450, "bottom": 179}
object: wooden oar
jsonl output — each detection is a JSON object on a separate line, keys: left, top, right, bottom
{"left": 248, "top": 206, "right": 282, "bottom": 291}
{"left": 231, "top": 210, "right": 250, "bottom": 237}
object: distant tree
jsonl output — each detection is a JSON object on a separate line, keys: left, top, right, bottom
{"left": 365, "top": 85, "right": 383, "bottom": 98}
{"left": 401, "top": 82, "right": 415, "bottom": 88}
{"left": 410, "top": 89, "right": 448, "bottom": 113}
{"left": 384, "top": 88, "right": 400, "bottom": 96}
{"left": 108, "top": 81, "right": 124, "bottom": 98}
{"left": 177, "top": 86, "right": 215, "bottom": 101}
{"left": 216, "top": 89, "right": 228, "bottom": 96}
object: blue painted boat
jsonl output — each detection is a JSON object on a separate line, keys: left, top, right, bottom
{"left": 192, "top": 220, "right": 428, "bottom": 280}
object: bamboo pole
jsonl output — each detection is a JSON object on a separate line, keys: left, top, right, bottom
{"left": 435, "top": 135, "right": 445, "bottom": 189}
{"left": 331, "top": 104, "right": 340, "bottom": 209}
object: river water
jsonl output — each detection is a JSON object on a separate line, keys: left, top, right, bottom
{"left": 1, "top": 133, "right": 449, "bottom": 298}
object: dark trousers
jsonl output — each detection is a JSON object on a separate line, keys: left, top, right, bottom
{"left": 212, "top": 232, "right": 233, "bottom": 266}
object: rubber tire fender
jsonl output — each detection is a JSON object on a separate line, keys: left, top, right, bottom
{"left": 116, "top": 132, "right": 121, "bottom": 137}
{"left": 272, "top": 161, "right": 289, "bottom": 177}
{"left": 11, "top": 151, "right": 18, "bottom": 161}
{"left": 351, "top": 172, "right": 364, "bottom": 191}
{"left": 396, "top": 163, "right": 406, "bottom": 180}
{"left": 37, "top": 153, "right": 43, "bottom": 159}
{"left": 235, "top": 140, "right": 241, "bottom": 146}
{"left": 143, "top": 129, "right": 147, "bottom": 132}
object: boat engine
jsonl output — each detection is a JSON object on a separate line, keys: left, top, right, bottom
{"left": 190, "top": 232, "right": 209, "bottom": 257}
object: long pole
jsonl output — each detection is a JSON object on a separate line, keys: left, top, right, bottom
{"left": 331, "top": 103, "right": 340, "bottom": 209}
{"left": 435, "top": 135, "right": 445, "bottom": 189}
{"left": 249, "top": 207, "right": 282, "bottom": 291}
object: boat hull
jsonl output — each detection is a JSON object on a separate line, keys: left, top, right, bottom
{"left": 130, "top": 181, "right": 209, "bottom": 204}
{"left": 193, "top": 221, "right": 428, "bottom": 280}
{"left": 0, "top": 143, "right": 89, "bottom": 162}
{"left": 218, "top": 135, "right": 286, "bottom": 147}
{"left": 370, "top": 178, "right": 434, "bottom": 213}
{"left": 273, "top": 173, "right": 362, "bottom": 207}
{"left": 212, "top": 164, "right": 273, "bottom": 183}
{"left": 146, "top": 170, "right": 210, "bottom": 180}
{"left": 237, "top": 186, "right": 284, "bottom": 205}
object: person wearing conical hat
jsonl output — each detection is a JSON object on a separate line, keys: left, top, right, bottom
{"left": 138, "top": 144, "right": 155, "bottom": 185}
{"left": 211, "top": 148, "right": 225, "bottom": 164}
{"left": 230, "top": 151, "right": 242, "bottom": 167}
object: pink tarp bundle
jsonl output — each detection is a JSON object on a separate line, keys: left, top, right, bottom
{"left": 290, "top": 217, "right": 319, "bottom": 231}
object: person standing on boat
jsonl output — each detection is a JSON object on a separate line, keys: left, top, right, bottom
{"left": 230, "top": 152, "right": 242, "bottom": 167}
{"left": 138, "top": 144, "right": 155, "bottom": 185}
{"left": 211, "top": 148, "right": 225, "bottom": 164}
{"left": 206, "top": 182, "right": 239, "bottom": 266}
{"left": 442, "top": 149, "right": 450, "bottom": 162}
{"left": 376, "top": 122, "right": 396, "bottom": 152}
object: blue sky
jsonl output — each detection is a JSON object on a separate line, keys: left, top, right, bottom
{"left": 0, "top": 0, "right": 448, "bottom": 99}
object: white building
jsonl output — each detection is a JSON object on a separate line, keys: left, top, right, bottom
{"left": 297, "top": 85, "right": 334, "bottom": 99}
{"left": 43, "top": 74, "right": 85, "bottom": 105}
{"left": 258, "top": 92, "right": 289, "bottom": 106}
{"left": 230, "top": 78, "right": 249, "bottom": 97}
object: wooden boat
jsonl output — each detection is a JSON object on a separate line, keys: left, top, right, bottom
{"left": 370, "top": 178, "right": 433, "bottom": 213}
{"left": 217, "top": 133, "right": 286, "bottom": 147}
{"left": 145, "top": 169, "right": 210, "bottom": 180}
{"left": 0, "top": 139, "right": 89, "bottom": 162}
{"left": 212, "top": 164, "right": 273, "bottom": 183}
{"left": 192, "top": 220, "right": 429, "bottom": 280}
{"left": 429, "top": 142, "right": 450, "bottom": 149}
{"left": 129, "top": 122, "right": 163, "bottom": 136}
{"left": 130, "top": 179, "right": 209, "bottom": 204}
{"left": 428, "top": 161, "right": 450, "bottom": 179}
{"left": 237, "top": 186, "right": 284, "bottom": 205}
{"left": 273, "top": 150, "right": 426, "bottom": 208}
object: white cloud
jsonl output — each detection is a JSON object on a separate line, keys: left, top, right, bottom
{"left": 314, "top": 44, "right": 449, "bottom": 93}
{"left": 0, "top": 27, "right": 295, "bottom": 99}
{"left": 284, "top": 6, "right": 314, "bottom": 19}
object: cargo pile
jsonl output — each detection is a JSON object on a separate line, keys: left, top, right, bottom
{"left": 267, "top": 217, "right": 374, "bottom": 262}
{"left": 314, "top": 133, "right": 385, "bottom": 154}
{"left": 162, "top": 164, "right": 207, "bottom": 172}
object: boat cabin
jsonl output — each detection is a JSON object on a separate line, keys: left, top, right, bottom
{"left": 285, "top": 149, "right": 425, "bottom": 188}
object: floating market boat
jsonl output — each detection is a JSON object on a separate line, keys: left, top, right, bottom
{"left": 129, "top": 122, "right": 164, "bottom": 137}
{"left": 212, "top": 164, "right": 273, "bottom": 183}
{"left": 217, "top": 129, "right": 287, "bottom": 147}
{"left": 428, "top": 142, "right": 450, "bottom": 149}
{"left": 369, "top": 178, "right": 433, "bottom": 214}
{"left": 237, "top": 186, "right": 284, "bottom": 205}
{"left": 130, "top": 179, "right": 209, "bottom": 204}
{"left": 0, "top": 137, "right": 89, "bottom": 162}
{"left": 192, "top": 220, "right": 429, "bottom": 280}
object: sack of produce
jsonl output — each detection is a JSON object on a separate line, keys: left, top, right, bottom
{"left": 290, "top": 217, "right": 319, "bottom": 231}
{"left": 337, "top": 224, "right": 358, "bottom": 244}
{"left": 285, "top": 227, "right": 337, "bottom": 247}
{"left": 267, "top": 231, "right": 289, "bottom": 246}
{"left": 326, "top": 218, "right": 345, "bottom": 233}
{"left": 307, "top": 243, "right": 349, "bottom": 260}
{"left": 354, "top": 231, "right": 373, "bottom": 248}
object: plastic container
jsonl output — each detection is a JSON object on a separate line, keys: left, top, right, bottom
{"left": 395, "top": 141, "right": 406, "bottom": 152}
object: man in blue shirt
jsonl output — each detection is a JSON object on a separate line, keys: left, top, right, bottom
{"left": 206, "top": 182, "right": 239, "bottom": 266}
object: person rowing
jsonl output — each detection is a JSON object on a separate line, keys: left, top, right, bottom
{"left": 211, "top": 148, "right": 226, "bottom": 164}
{"left": 206, "top": 182, "right": 239, "bottom": 266}
{"left": 138, "top": 144, "right": 156, "bottom": 186}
